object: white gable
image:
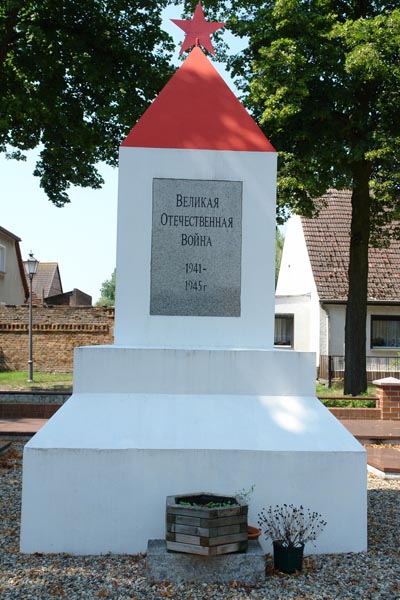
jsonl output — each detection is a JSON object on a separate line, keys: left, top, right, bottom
{"left": 276, "top": 215, "right": 317, "bottom": 297}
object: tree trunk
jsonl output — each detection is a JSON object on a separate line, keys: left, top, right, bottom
{"left": 344, "top": 163, "right": 371, "bottom": 395}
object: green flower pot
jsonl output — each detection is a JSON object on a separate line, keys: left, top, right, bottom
{"left": 273, "top": 541, "right": 304, "bottom": 574}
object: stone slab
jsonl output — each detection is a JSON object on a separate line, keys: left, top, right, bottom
{"left": 150, "top": 178, "right": 242, "bottom": 317}
{"left": 146, "top": 539, "right": 265, "bottom": 584}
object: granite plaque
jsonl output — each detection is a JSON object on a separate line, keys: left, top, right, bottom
{"left": 150, "top": 178, "right": 242, "bottom": 316}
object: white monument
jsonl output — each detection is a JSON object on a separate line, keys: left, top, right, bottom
{"left": 20, "top": 8, "right": 366, "bottom": 555}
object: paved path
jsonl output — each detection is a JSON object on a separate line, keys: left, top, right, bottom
{"left": 3, "top": 417, "right": 400, "bottom": 439}
{"left": 337, "top": 420, "right": 400, "bottom": 478}
{"left": 341, "top": 419, "right": 400, "bottom": 441}
{"left": 0, "top": 418, "right": 47, "bottom": 437}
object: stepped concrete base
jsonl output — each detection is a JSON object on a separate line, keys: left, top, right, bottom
{"left": 20, "top": 393, "right": 367, "bottom": 555}
{"left": 146, "top": 539, "right": 265, "bottom": 584}
{"left": 20, "top": 346, "right": 367, "bottom": 556}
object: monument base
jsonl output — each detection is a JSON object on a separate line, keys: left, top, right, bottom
{"left": 146, "top": 539, "right": 265, "bottom": 584}
{"left": 20, "top": 346, "right": 367, "bottom": 555}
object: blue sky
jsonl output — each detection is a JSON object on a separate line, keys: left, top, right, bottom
{"left": 1, "top": 6, "right": 246, "bottom": 302}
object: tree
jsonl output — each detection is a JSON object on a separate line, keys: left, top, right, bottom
{"left": 206, "top": 0, "right": 400, "bottom": 395}
{"left": 0, "top": 0, "right": 174, "bottom": 206}
{"left": 275, "top": 227, "right": 284, "bottom": 287}
{"left": 96, "top": 268, "right": 115, "bottom": 306}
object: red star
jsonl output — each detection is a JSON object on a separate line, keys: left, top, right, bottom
{"left": 171, "top": 2, "right": 225, "bottom": 55}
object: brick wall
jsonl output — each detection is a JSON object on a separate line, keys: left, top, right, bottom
{"left": 0, "top": 305, "right": 114, "bottom": 373}
{"left": 375, "top": 380, "right": 400, "bottom": 420}
{"left": 0, "top": 403, "right": 61, "bottom": 418}
{"left": 328, "top": 407, "right": 381, "bottom": 420}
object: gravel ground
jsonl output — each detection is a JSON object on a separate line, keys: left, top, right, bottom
{"left": 0, "top": 442, "right": 399, "bottom": 600}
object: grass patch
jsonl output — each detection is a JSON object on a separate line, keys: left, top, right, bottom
{"left": 319, "top": 397, "right": 376, "bottom": 408}
{"left": 317, "top": 381, "right": 376, "bottom": 407}
{"left": 0, "top": 371, "right": 73, "bottom": 392}
{"left": 316, "top": 382, "right": 376, "bottom": 398}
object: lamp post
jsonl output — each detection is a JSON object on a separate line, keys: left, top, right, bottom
{"left": 26, "top": 252, "right": 39, "bottom": 382}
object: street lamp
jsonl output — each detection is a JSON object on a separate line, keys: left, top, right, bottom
{"left": 26, "top": 252, "right": 39, "bottom": 382}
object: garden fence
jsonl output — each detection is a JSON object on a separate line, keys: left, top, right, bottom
{"left": 319, "top": 354, "right": 400, "bottom": 387}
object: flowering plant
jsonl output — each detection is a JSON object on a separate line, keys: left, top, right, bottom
{"left": 258, "top": 504, "right": 327, "bottom": 548}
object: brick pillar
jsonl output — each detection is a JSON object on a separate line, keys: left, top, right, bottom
{"left": 373, "top": 377, "right": 400, "bottom": 420}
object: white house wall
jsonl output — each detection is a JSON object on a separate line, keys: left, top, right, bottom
{"left": 0, "top": 233, "right": 25, "bottom": 305}
{"left": 276, "top": 216, "right": 315, "bottom": 296}
{"left": 319, "top": 304, "right": 329, "bottom": 356}
{"left": 275, "top": 294, "right": 312, "bottom": 351}
{"left": 275, "top": 216, "right": 320, "bottom": 362}
{"left": 321, "top": 303, "right": 400, "bottom": 358}
{"left": 321, "top": 304, "right": 346, "bottom": 356}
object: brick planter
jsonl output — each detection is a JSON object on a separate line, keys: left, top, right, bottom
{"left": 328, "top": 407, "right": 381, "bottom": 420}
{"left": 0, "top": 403, "right": 60, "bottom": 418}
{"left": 166, "top": 493, "right": 248, "bottom": 556}
{"left": 374, "top": 377, "right": 400, "bottom": 420}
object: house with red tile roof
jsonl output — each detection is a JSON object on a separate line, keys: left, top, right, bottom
{"left": 275, "top": 189, "right": 400, "bottom": 379}
{"left": 22, "top": 261, "right": 92, "bottom": 306}
{"left": 0, "top": 226, "right": 29, "bottom": 305}
{"left": 25, "top": 262, "right": 63, "bottom": 304}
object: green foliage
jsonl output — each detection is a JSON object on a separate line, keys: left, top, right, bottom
{"left": 319, "top": 397, "right": 376, "bottom": 408}
{"left": 0, "top": 0, "right": 175, "bottom": 205}
{"left": 205, "top": 0, "right": 400, "bottom": 394}
{"left": 96, "top": 268, "right": 115, "bottom": 306}
{"left": 214, "top": 0, "right": 400, "bottom": 229}
{"left": 178, "top": 499, "right": 236, "bottom": 508}
{"left": 275, "top": 227, "right": 284, "bottom": 286}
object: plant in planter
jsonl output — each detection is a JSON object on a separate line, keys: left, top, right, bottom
{"left": 236, "top": 485, "right": 261, "bottom": 540}
{"left": 258, "top": 504, "right": 327, "bottom": 574}
{"left": 166, "top": 493, "right": 248, "bottom": 555}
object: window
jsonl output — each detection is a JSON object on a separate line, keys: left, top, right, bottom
{"left": 274, "top": 314, "right": 294, "bottom": 347}
{"left": 0, "top": 245, "right": 5, "bottom": 273}
{"left": 371, "top": 316, "right": 400, "bottom": 349}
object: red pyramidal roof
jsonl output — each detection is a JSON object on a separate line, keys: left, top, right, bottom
{"left": 121, "top": 47, "right": 275, "bottom": 152}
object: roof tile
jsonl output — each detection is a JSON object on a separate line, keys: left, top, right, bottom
{"left": 301, "top": 190, "right": 400, "bottom": 302}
